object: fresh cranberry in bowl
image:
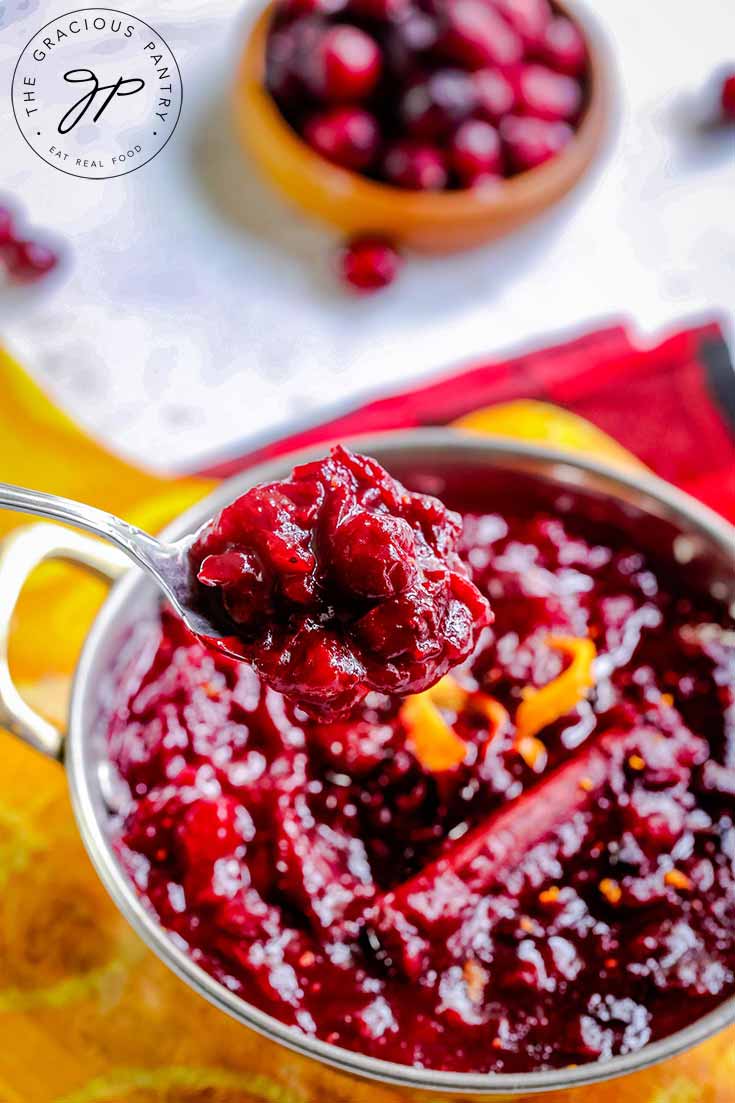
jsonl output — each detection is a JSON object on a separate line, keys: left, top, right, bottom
{"left": 383, "top": 139, "right": 448, "bottom": 189}
{"left": 261, "top": 0, "right": 594, "bottom": 195}
{"left": 438, "top": 0, "right": 524, "bottom": 70}
{"left": 515, "top": 63, "right": 583, "bottom": 122}
{"left": 540, "top": 14, "right": 587, "bottom": 76}
{"left": 304, "top": 23, "right": 382, "bottom": 101}
{"left": 473, "top": 67, "right": 517, "bottom": 124}
{"left": 501, "top": 113, "right": 573, "bottom": 170}
{"left": 238, "top": 0, "right": 606, "bottom": 249}
{"left": 303, "top": 105, "right": 380, "bottom": 168}
{"left": 449, "top": 119, "right": 503, "bottom": 183}
{"left": 399, "top": 68, "right": 477, "bottom": 140}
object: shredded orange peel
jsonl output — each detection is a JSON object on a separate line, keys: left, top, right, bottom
{"left": 401, "top": 692, "right": 469, "bottom": 772}
{"left": 515, "top": 635, "right": 597, "bottom": 743}
{"left": 401, "top": 676, "right": 509, "bottom": 773}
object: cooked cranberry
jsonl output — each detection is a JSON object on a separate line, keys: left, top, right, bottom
{"left": 339, "top": 236, "right": 402, "bottom": 292}
{"left": 516, "top": 63, "right": 582, "bottom": 121}
{"left": 540, "top": 15, "right": 587, "bottom": 77}
{"left": 493, "top": 0, "right": 552, "bottom": 49}
{"left": 191, "top": 447, "right": 490, "bottom": 715}
{"left": 721, "top": 73, "right": 735, "bottom": 121}
{"left": 449, "top": 118, "right": 502, "bottom": 182}
{"left": 473, "top": 67, "right": 516, "bottom": 123}
{"left": 113, "top": 471, "right": 735, "bottom": 1075}
{"left": 383, "top": 139, "right": 448, "bottom": 189}
{"left": 501, "top": 113, "right": 573, "bottom": 171}
{"left": 438, "top": 0, "right": 523, "bottom": 70}
{"left": 303, "top": 106, "right": 380, "bottom": 169}
{"left": 400, "top": 68, "right": 477, "bottom": 139}
{"left": 5, "top": 239, "right": 59, "bottom": 281}
{"left": 305, "top": 24, "right": 382, "bottom": 102}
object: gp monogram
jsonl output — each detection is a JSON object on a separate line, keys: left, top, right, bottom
{"left": 11, "top": 8, "right": 183, "bottom": 179}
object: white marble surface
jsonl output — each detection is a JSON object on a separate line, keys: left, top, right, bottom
{"left": 1, "top": 0, "right": 734, "bottom": 472}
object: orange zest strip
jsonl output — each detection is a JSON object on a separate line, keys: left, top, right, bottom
{"left": 401, "top": 693, "right": 469, "bottom": 773}
{"left": 471, "top": 692, "right": 510, "bottom": 735}
{"left": 425, "top": 674, "right": 469, "bottom": 712}
{"left": 515, "top": 635, "right": 597, "bottom": 742}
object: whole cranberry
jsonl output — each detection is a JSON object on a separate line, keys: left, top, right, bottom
{"left": 278, "top": 0, "right": 347, "bottom": 18}
{"left": 500, "top": 114, "right": 573, "bottom": 171}
{"left": 400, "top": 68, "right": 477, "bottom": 139}
{"left": 540, "top": 16, "right": 587, "bottom": 77}
{"left": 438, "top": 0, "right": 523, "bottom": 71}
{"left": 383, "top": 139, "right": 448, "bottom": 189}
{"left": 339, "top": 237, "right": 401, "bottom": 293}
{"left": 516, "top": 63, "right": 582, "bottom": 121}
{"left": 266, "top": 17, "right": 323, "bottom": 102}
{"left": 305, "top": 24, "right": 382, "bottom": 102}
{"left": 449, "top": 119, "right": 502, "bottom": 182}
{"left": 5, "top": 240, "right": 59, "bottom": 281}
{"left": 384, "top": 11, "right": 439, "bottom": 78}
{"left": 493, "top": 0, "right": 552, "bottom": 49}
{"left": 467, "top": 171, "right": 503, "bottom": 191}
{"left": 303, "top": 105, "right": 380, "bottom": 169}
{"left": 721, "top": 73, "right": 735, "bottom": 120}
{"left": 473, "top": 67, "right": 516, "bottom": 123}
{"left": 349, "top": 0, "right": 413, "bottom": 18}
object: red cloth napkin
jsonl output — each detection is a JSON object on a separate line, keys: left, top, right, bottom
{"left": 199, "top": 319, "right": 735, "bottom": 524}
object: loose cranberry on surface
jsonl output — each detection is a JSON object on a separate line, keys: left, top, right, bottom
{"left": 400, "top": 68, "right": 477, "bottom": 139}
{"left": 501, "top": 114, "right": 573, "bottom": 170}
{"left": 540, "top": 15, "right": 587, "bottom": 77}
{"left": 339, "top": 235, "right": 402, "bottom": 292}
{"left": 516, "top": 64, "right": 582, "bottom": 122}
{"left": 383, "top": 139, "right": 448, "bottom": 189}
{"left": 449, "top": 119, "right": 502, "bottom": 182}
{"left": 4, "top": 239, "right": 59, "bottom": 282}
{"left": 0, "top": 207, "right": 14, "bottom": 245}
{"left": 438, "top": 0, "right": 523, "bottom": 70}
{"left": 304, "top": 105, "right": 380, "bottom": 169}
{"left": 473, "top": 67, "right": 516, "bottom": 123}
{"left": 305, "top": 24, "right": 382, "bottom": 102}
{"left": 721, "top": 73, "right": 735, "bottom": 121}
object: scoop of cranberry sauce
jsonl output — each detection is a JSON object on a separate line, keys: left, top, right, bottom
{"left": 190, "top": 446, "right": 491, "bottom": 717}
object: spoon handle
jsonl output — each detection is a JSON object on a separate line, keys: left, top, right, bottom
{"left": 0, "top": 482, "right": 165, "bottom": 572}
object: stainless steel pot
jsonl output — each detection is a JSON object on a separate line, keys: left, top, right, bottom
{"left": 1, "top": 429, "right": 734, "bottom": 1100}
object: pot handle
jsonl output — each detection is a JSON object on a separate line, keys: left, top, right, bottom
{"left": 0, "top": 523, "right": 129, "bottom": 760}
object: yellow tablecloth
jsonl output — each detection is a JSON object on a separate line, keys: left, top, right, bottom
{"left": 0, "top": 347, "right": 732, "bottom": 1103}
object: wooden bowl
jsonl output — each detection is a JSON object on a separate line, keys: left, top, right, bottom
{"left": 233, "top": 2, "right": 611, "bottom": 254}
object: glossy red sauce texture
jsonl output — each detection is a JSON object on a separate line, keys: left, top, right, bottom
{"left": 190, "top": 447, "right": 490, "bottom": 717}
{"left": 108, "top": 480, "right": 735, "bottom": 1074}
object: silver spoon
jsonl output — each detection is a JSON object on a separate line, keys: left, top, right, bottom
{"left": 0, "top": 482, "right": 225, "bottom": 641}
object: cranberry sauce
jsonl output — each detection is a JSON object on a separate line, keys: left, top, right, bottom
{"left": 190, "top": 447, "right": 490, "bottom": 717}
{"left": 109, "top": 477, "right": 735, "bottom": 1074}
{"left": 265, "top": 0, "right": 590, "bottom": 190}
